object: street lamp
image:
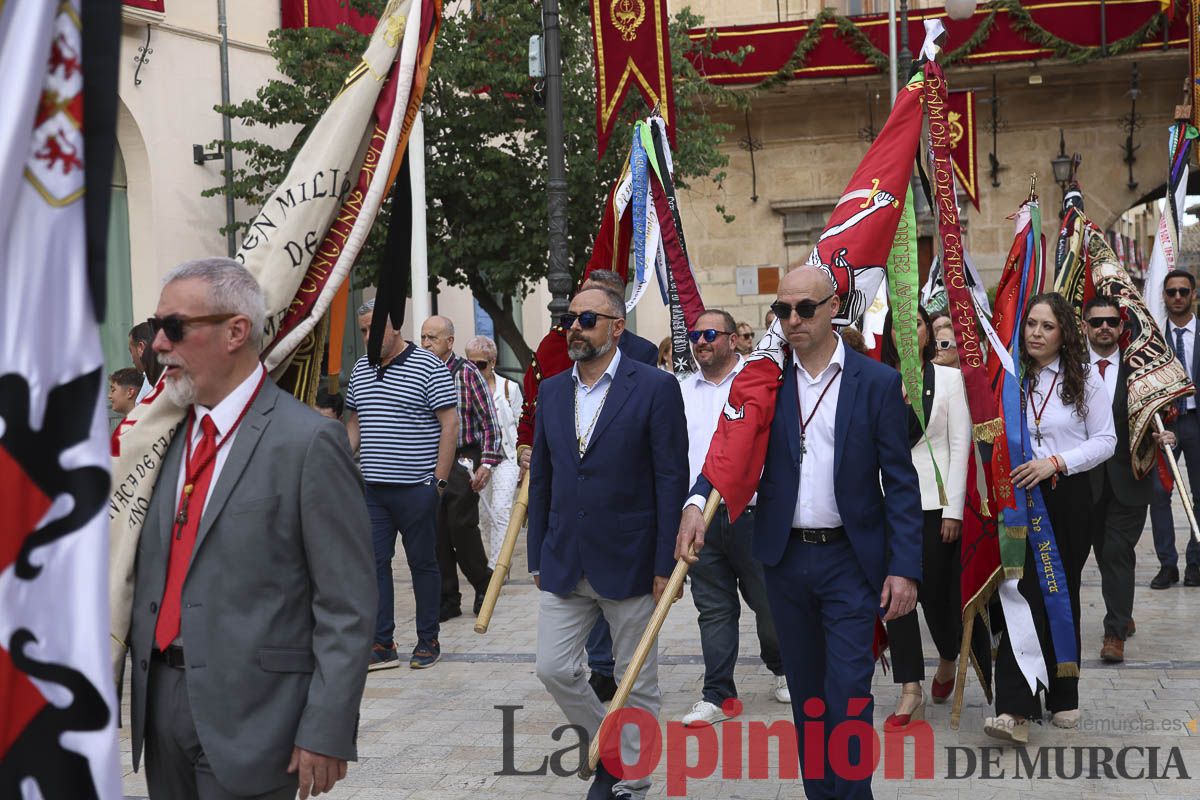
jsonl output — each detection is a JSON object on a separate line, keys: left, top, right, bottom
{"left": 1050, "top": 129, "right": 1073, "bottom": 185}
{"left": 1050, "top": 128, "right": 1081, "bottom": 216}
{"left": 945, "top": 0, "right": 979, "bottom": 21}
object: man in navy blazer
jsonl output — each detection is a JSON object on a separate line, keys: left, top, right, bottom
{"left": 678, "top": 267, "right": 922, "bottom": 800}
{"left": 528, "top": 286, "right": 687, "bottom": 800}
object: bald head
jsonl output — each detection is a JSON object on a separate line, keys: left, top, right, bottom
{"left": 420, "top": 315, "right": 456, "bottom": 361}
{"left": 779, "top": 265, "right": 835, "bottom": 297}
{"left": 774, "top": 265, "right": 840, "bottom": 360}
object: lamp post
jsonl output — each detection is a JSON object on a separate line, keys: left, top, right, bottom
{"left": 1050, "top": 128, "right": 1080, "bottom": 217}
{"left": 542, "top": 0, "right": 571, "bottom": 317}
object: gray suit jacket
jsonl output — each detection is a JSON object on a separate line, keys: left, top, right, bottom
{"left": 129, "top": 379, "right": 375, "bottom": 795}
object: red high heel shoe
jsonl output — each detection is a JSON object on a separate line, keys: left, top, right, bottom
{"left": 931, "top": 675, "right": 955, "bottom": 704}
{"left": 884, "top": 688, "right": 926, "bottom": 729}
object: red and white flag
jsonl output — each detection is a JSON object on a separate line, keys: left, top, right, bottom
{"left": 0, "top": 1, "right": 121, "bottom": 795}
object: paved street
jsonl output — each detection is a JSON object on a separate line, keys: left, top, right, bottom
{"left": 121, "top": 495, "right": 1200, "bottom": 799}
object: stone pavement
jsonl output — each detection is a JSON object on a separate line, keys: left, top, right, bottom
{"left": 121, "top": 497, "right": 1200, "bottom": 800}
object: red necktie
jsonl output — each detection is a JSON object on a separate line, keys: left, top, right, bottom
{"left": 1097, "top": 359, "right": 1109, "bottom": 379}
{"left": 155, "top": 415, "right": 219, "bottom": 650}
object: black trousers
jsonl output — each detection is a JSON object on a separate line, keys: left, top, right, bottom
{"left": 1092, "top": 476, "right": 1148, "bottom": 641}
{"left": 994, "top": 473, "right": 1093, "bottom": 718}
{"left": 437, "top": 446, "right": 493, "bottom": 609}
{"left": 886, "top": 509, "right": 963, "bottom": 684}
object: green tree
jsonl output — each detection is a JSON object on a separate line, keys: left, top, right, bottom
{"left": 208, "top": 1, "right": 743, "bottom": 366}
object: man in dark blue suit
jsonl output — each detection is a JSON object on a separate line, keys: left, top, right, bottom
{"left": 678, "top": 266, "right": 922, "bottom": 800}
{"left": 528, "top": 286, "right": 688, "bottom": 800}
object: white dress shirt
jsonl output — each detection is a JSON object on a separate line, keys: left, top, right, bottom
{"left": 1087, "top": 346, "right": 1120, "bottom": 404}
{"left": 1024, "top": 356, "right": 1116, "bottom": 474}
{"left": 1167, "top": 315, "right": 1196, "bottom": 410}
{"left": 571, "top": 348, "right": 621, "bottom": 453}
{"left": 680, "top": 356, "right": 745, "bottom": 487}
{"left": 792, "top": 337, "right": 846, "bottom": 529}
{"left": 136, "top": 375, "right": 153, "bottom": 404}
{"left": 173, "top": 364, "right": 265, "bottom": 520}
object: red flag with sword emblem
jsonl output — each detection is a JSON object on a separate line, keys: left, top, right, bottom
{"left": 589, "top": 0, "right": 675, "bottom": 159}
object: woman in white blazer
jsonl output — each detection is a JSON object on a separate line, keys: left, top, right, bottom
{"left": 879, "top": 305, "right": 973, "bottom": 728}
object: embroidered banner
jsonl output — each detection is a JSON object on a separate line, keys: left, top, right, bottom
{"left": 589, "top": 0, "right": 675, "bottom": 158}
{"left": 925, "top": 60, "right": 1002, "bottom": 444}
{"left": 947, "top": 90, "right": 978, "bottom": 211}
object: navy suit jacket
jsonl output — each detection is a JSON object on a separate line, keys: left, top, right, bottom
{"left": 528, "top": 355, "right": 688, "bottom": 599}
{"left": 693, "top": 346, "right": 923, "bottom": 592}
{"left": 619, "top": 331, "right": 660, "bottom": 366}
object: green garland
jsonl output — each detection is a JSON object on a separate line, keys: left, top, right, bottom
{"left": 750, "top": 0, "right": 1178, "bottom": 89}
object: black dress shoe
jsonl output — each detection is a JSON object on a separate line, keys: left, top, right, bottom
{"left": 585, "top": 763, "right": 619, "bottom": 800}
{"left": 1151, "top": 566, "right": 1180, "bottom": 590}
{"left": 473, "top": 592, "right": 485, "bottom": 615}
{"left": 1185, "top": 565, "right": 1200, "bottom": 586}
{"left": 439, "top": 605, "right": 462, "bottom": 622}
{"left": 589, "top": 672, "right": 618, "bottom": 703}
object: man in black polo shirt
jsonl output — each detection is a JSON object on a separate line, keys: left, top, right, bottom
{"left": 347, "top": 300, "right": 459, "bottom": 670}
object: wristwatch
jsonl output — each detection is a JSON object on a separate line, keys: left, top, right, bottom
{"left": 435, "top": 478, "right": 448, "bottom": 490}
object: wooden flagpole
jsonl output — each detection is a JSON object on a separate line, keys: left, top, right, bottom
{"left": 1154, "top": 413, "right": 1200, "bottom": 544}
{"left": 474, "top": 472, "right": 530, "bottom": 634}
{"left": 581, "top": 489, "right": 721, "bottom": 778}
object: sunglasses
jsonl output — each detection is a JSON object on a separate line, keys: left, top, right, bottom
{"left": 688, "top": 329, "right": 734, "bottom": 343}
{"left": 559, "top": 311, "right": 620, "bottom": 330}
{"left": 471, "top": 359, "right": 490, "bottom": 371}
{"left": 1166, "top": 287, "right": 1193, "bottom": 298}
{"left": 936, "top": 339, "right": 956, "bottom": 351}
{"left": 770, "top": 293, "right": 836, "bottom": 321}
{"left": 1086, "top": 316, "right": 1121, "bottom": 329}
{"left": 147, "top": 313, "right": 236, "bottom": 343}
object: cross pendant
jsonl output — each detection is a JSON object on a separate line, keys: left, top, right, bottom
{"left": 1033, "top": 426, "right": 1044, "bottom": 447}
{"left": 798, "top": 433, "right": 807, "bottom": 463}
{"left": 175, "top": 485, "right": 194, "bottom": 535}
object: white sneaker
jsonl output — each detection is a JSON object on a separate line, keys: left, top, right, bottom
{"left": 773, "top": 675, "right": 791, "bottom": 704}
{"left": 682, "top": 700, "right": 728, "bottom": 727}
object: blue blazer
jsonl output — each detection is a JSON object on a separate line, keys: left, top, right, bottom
{"left": 528, "top": 356, "right": 688, "bottom": 599}
{"left": 619, "top": 331, "right": 660, "bottom": 367}
{"left": 693, "top": 347, "right": 923, "bottom": 592}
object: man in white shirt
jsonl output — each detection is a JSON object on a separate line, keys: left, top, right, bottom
{"left": 677, "top": 267, "right": 922, "bottom": 800}
{"left": 1149, "top": 269, "right": 1200, "bottom": 588}
{"left": 1084, "top": 298, "right": 1172, "bottom": 663}
{"left": 677, "top": 310, "right": 786, "bottom": 728}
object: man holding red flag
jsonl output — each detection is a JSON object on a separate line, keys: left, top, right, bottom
{"left": 677, "top": 266, "right": 922, "bottom": 800}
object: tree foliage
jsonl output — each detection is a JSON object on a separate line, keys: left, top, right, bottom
{"left": 207, "top": 1, "right": 744, "bottom": 365}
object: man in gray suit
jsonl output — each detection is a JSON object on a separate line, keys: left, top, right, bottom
{"left": 128, "top": 258, "right": 376, "bottom": 799}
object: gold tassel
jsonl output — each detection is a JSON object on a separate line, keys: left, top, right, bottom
{"left": 973, "top": 417, "right": 1005, "bottom": 443}
{"left": 1057, "top": 662, "right": 1080, "bottom": 678}
{"left": 1004, "top": 566, "right": 1023, "bottom": 579}
{"left": 1006, "top": 525, "right": 1028, "bottom": 540}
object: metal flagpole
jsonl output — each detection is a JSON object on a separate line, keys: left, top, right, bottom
{"left": 542, "top": 0, "right": 571, "bottom": 317}
{"left": 410, "top": 112, "right": 431, "bottom": 332}
{"left": 217, "top": 0, "right": 237, "bottom": 256}
{"left": 888, "top": 0, "right": 898, "bottom": 103}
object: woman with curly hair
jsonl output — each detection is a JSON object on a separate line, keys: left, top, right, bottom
{"left": 985, "top": 292, "right": 1116, "bottom": 744}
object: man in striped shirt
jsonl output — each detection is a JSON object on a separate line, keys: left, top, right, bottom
{"left": 421, "top": 315, "right": 504, "bottom": 621}
{"left": 348, "top": 301, "right": 458, "bottom": 671}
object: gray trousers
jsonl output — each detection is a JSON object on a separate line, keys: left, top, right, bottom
{"left": 535, "top": 578, "right": 659, "bottom": 797}
{"left": 145, "top": 661, "right": 298, "bottom": 800}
